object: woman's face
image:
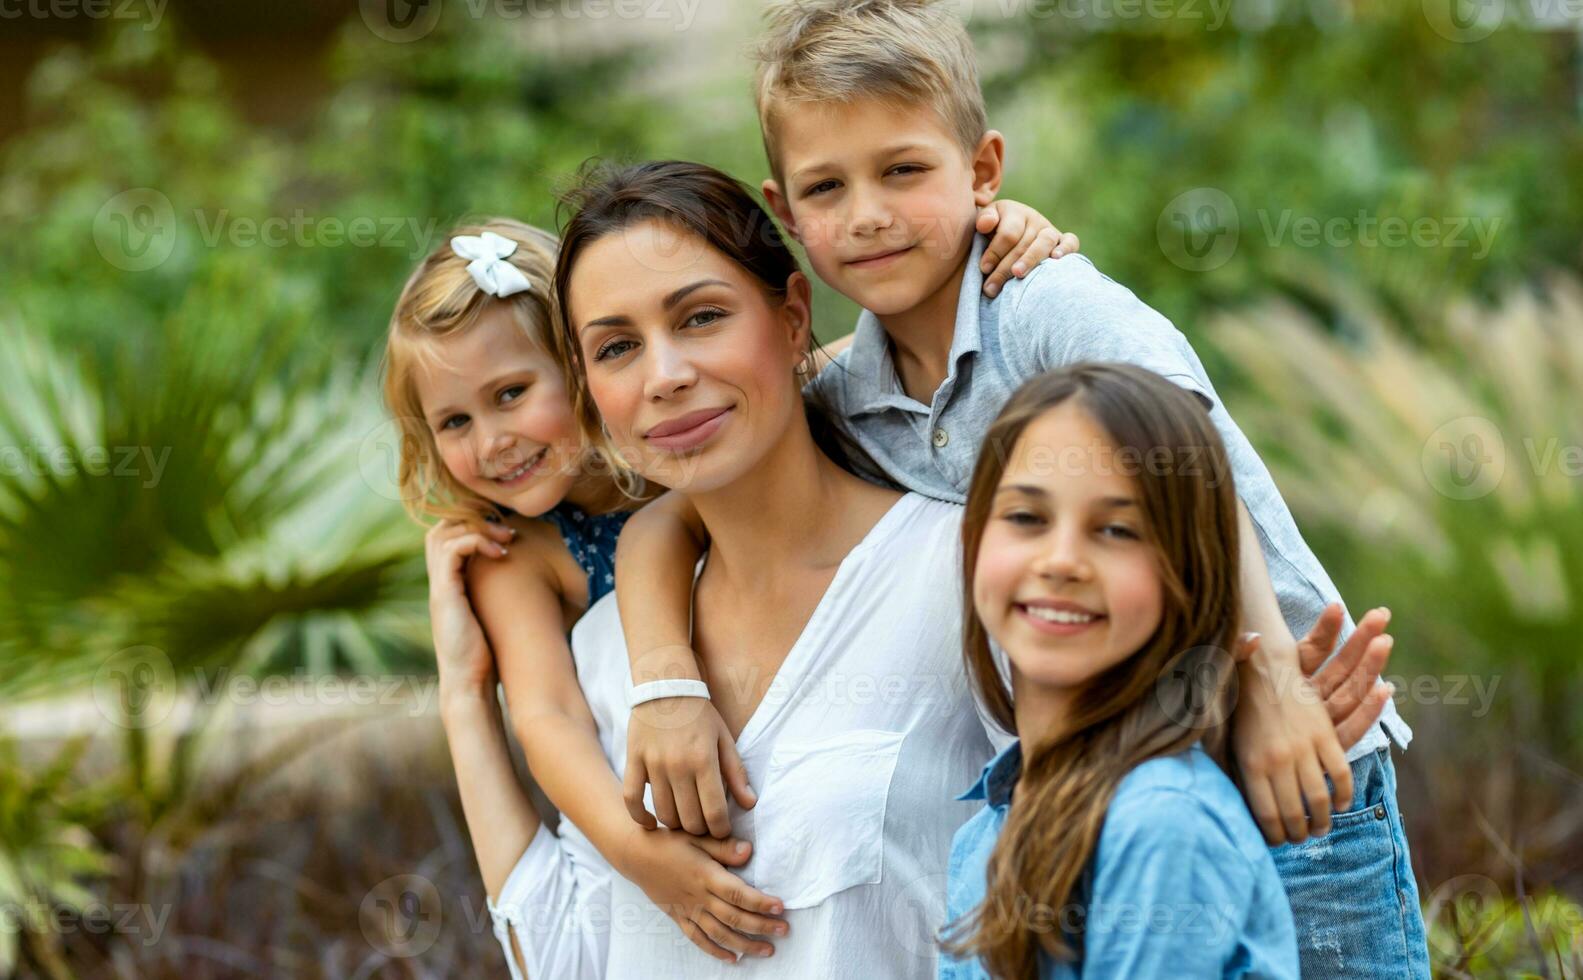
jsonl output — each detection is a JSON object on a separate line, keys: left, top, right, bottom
{"left": 972, "top": 400, "right": 1165, "bottom": 700}
{"left": 566, "top": 219, "right": 809, "bottom": 492}
{"left": 414, "top": 305, "right": 582, "bottom": 517}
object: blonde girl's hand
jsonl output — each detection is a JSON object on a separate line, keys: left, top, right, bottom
{"left": 424, "top": 517, "right": 517, "bottom": 691}
{"left": 975, "top": 200, "right": 1081, "bottom": 298}
{"left": 621, "top": 826, "right": 788, "bottom": 962}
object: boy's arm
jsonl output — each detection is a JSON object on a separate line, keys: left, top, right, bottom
{"left": 469, "top": 533, "right": 787, "bottom": 961}
{"left": 614, "top": 492, "right": 757, "bottom": 839}
{"left": 1231, "top": 500, "right": 1394, "bottom": 845}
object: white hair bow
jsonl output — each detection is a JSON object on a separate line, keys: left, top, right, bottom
{"left": 451, "top": 231, "right": 534, "bottom": 298}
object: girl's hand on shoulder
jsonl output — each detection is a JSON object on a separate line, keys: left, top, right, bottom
{"left": 424, "top": 517, "right": 516, "bottom": 692}
{"left": 621, "top": 826, "right": 787, "bottom": 962}
{"left": 975, "top": 200, "right": 1081, "bottom": 298}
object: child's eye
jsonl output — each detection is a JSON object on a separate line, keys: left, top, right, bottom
{"left": 594, "top": 339, "right": 636, "bottom": 362}
{"left": 684, "top": 307, "right": 726, "bottom": 329}
{"left": 888, "top": 164, "right": 926, "bottom": 177}
{"left": 498, "top": 384, "right": 527, "bottom": 405}
{"left": 805, "top": 179, "right": 839, "bottom": 197}
{"left": 439, "top": 413, "right": 469, "bottom": 432}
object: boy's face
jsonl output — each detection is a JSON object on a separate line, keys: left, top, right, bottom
{"left": 762, "top": 97, "right": 1002, "bottom": 320}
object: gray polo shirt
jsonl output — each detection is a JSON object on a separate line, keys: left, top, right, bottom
{"left": 805, "top": 234, "right": 1410, "bottom": 760}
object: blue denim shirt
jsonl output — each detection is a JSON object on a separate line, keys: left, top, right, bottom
{"left": 939, "top": 741, "right": 1299, "bottom": 979}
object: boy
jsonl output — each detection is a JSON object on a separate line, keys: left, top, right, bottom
{"left": 615, "top": 2, "right": 1428, "bottom": 977}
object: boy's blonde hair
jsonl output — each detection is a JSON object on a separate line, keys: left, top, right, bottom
{"left": 381, "top": 218, "right": 625, "bottom": 525}
{"left": 753, "top": 0, "right": 988, "bottom": 181}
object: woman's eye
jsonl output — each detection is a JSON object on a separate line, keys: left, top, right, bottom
{"left": 1002, "top": 510, "right": 1044, "bottom": 527}
{"left": 439, "top": 414, "right": 468, "bottom": 432}
{"left": 498, "top": 384, "right": 527, "bottom": 405}
{"left": 594, "top": 339, "right": 636, "bottom": 361}
{"left": 1101, "top": 524, "right": 1139, "bottom": 540}
{"left": 684, "top": 307, "right": 726, "bottom": 329}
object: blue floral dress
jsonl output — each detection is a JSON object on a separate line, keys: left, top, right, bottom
{"left": 539, "top": 501, "right": 631, "bottom": 606}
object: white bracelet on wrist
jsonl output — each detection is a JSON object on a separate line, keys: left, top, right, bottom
{"left": 627, "top": 678, "right": 711, "bottom": 709}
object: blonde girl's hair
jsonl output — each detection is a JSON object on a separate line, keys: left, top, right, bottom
{"left": 945, "top": 362, "right": 1243, "bottom": 978}
{"left": 380, "top": 218, "right": 635, "bottom": 526}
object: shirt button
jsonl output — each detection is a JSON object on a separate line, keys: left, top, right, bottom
{"left": 932, "top": 427, "right": 949, "bottom": 448}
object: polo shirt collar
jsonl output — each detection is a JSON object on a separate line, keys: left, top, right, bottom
{"left": 955, "top": 737, "right": 1023, "bottom": 807}
{"left": 844, "top": 233, "right": 989, "bottom": 417}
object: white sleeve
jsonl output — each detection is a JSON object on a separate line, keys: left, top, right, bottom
{"left": 488, "top": 822, "right": 612, "bottom": 980}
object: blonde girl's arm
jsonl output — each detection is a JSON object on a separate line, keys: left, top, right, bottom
{"left": 425, "top": 518, "right": 537, "bottom": 979}
{"left": 470, "top": 520, "right": 789, "bottom": 962}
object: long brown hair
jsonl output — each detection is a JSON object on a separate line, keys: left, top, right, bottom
{"left": 946, "top": 362, "right": 1243, "bottom": 978}
{"left": 551, "top": 159, "right": 865, "bottom": 479}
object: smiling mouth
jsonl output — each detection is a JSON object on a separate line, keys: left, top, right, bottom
{"left": 1015, "top": 602, "right": 1107, "bottom": 633}
{"left": 845, "top": 245, "right": 915, "bottom": 269}
{"left": 490, "top": 447, "right": 547, "bottom": 485}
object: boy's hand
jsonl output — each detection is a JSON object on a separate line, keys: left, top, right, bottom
{"left": 975, "top": 201, "right": 1079, "bottom": 298}
{"left": 1232, "top": 603, "right": 1395, "bottom": 846}
{"left": 620, "top": 826, "right": 787, "bottom": 962}
{"left": 624, "top": 681, "right": 757, "bottom": 838}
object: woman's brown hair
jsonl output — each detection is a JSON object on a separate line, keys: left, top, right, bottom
{"left": 945, "top": 362, "right": 1243, "bottom": 978}
{"left": 551, "top": 159, "right": 866, "bottom": 478}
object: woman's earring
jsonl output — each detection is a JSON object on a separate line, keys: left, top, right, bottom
{"left": 794, "top": 352, "right": 814, "bottom": 377}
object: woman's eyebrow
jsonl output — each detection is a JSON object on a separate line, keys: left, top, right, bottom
{"left": 580, "top": 278, "right": 730, "bottom": 335}
{"left": 662, "top": 279, "right": 729, "bottom": 310}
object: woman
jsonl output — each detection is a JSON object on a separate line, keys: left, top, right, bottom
{"left": 552, "top": 160, "right": 997, "bottom": 977}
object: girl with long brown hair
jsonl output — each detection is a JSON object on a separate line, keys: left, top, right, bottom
{"left": 941, "top": 363, "right": 1307, "bottom": 978}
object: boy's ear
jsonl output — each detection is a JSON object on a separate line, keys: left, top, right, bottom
{"left": 762, "top": 179, "right": 801, "bottom": 243}
{"left": 780, "top": 270, "right": 814, "bottom": 357}
{"left": 970, "top": 130, "right": 1006, "bottom": 208}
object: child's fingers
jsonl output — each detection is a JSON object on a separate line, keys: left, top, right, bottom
{"left": 978, "top": 209, "right": 1026, "bottom": 278}
{"left": 622, "top": 758, "right": 659, "bottom": 829}
{"left": 1333, "top": 682, "right": 1394, "bottom": 756}
{"left": 1051, "top": 229, "right": 1080, "bottom": 259}
{"left": 707, "top": 897, "right": 788, "bottom": 941}
{"left": 1297, "top": 752, "right": 1333, "bottom": 837}
{"left": 650, "top": 776, "right": 681, "bottom": 832}
{"left": 1243, "top": 776, "right": 1286, "bottom": 845}
{"left": 695, "top": 770, "right": 734, "bottom": 840}
{"left": 974, "top": 205, "right": 1001, "bottom": 236}
{"left": 1269, "top": 766, "right": 1310, "bottom": 844}
{"left": 688, "top": 835, "right": 752, "bottom": 867}
{"left": 695, "top": 909, "right": 771, "bottom": 959}
{"left": 719, "top": 735, "right": 758, "bottom": 810}
{"left": 1311, "top": 611, "right": 1384, "bottom": 701}
{"left": 1320, "top": 736, "right": 1355, "bottom": 812}
{"left": 1013, "top": 226, "right": 1062, "bottom": 277}
{"left": 708, "top": 868, "right": 785, "bottom": 918}
{"left": 1297, "top": 602, "right": 1346, "bottom": 676}
{"left": 677, "top": 916, "right": 736, "bottom": 963}
{"left": 1324, "top": 634, "right": 1392, "bottom": 724}
{"left": 670, "top": 778, "right": 709, "bottom": 837}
